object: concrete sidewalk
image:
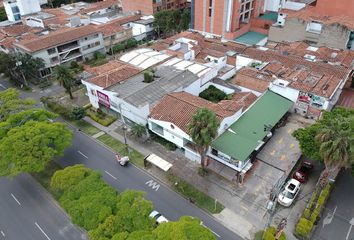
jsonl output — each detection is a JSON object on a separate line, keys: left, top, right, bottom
{"left": 84, "top": 117, "right": 303, "bottom": 239}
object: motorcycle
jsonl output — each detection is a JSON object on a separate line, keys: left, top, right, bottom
{"left": 115, "top": 154, "right": 129, "bottom": 167}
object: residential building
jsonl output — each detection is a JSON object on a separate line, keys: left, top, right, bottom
{"left": 269, "top": 0, "right": 354, "bottom": 50}
{"left": 123, "top": 15, "right": 155, "bottom": 41}
{"left": 121, "top": 0, "right": 189, "bottom": 15}
{"left": 192, "top": 0, "right": 315, "bottom": 43}
{"left": 3, "top": 0, "right": 47, "bottom": 22}
{"left": 82, "top": 48, "right": 217, "bottom": 125}
{"left": 230, "top": 41, "right": 354, "bottom": 119}
{"left": 13, "top": 25, "right": 105, "bottom": 76}
{"left": 148, "top": 91, "right": 257, "bottom": 162}
{"left": 209, "top": 90, "right": 293, "bottom": 177}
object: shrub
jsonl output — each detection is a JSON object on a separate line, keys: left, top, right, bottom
{"left": 150, "top": 132, "right": 177, "bottom": 151}
{"left": 70, "top": 61, "right": 79, "bottom": 69}
{"left": 70, "top": 107, "right": 86, "bottom": 120}
{"left": 112, "top": 43, "right": 126, "bottom": 53}
{"left": 198, "top": 167, "right": 208, "bottom": 177}
{"left": 41, "top": 97, "right": 72, "bottom": 119}
{"left": 199, "top": 85, "right": 228, "bottom": 103}
{"left": 94, "top": 51, "right": 106, "bottom": 60}
{"left": 143, "top": 71, "right": 154, "bottom": 83}
{"left": 131, "top": 123, "right": 146, "bottom": 138}
{"left": 86, "top": 109, "right": 117, "bottom": 127}
{"left": 125, "top": 38, "right": 138, "bottom": 49}
{"left": 261, "top": 226, "right": 286, "bottom": 240}
{"left": 295, "top": 218, "right": 313, "bottom": 239}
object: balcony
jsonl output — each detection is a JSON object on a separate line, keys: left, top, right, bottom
{"left": 57, "top": 41, "right": 80, "bottom": 53}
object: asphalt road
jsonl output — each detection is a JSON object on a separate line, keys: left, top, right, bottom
{"left": 0, "top": 78, "right": 241, "bottom": 240}
{"left": 0, "top": 174, "right": 86, "bottom": 240}
{"left": 313, "top": 170, "right": 354, "bottom": 240}
{"left": 59, "top": 129, "right": 242, "bottom": 240}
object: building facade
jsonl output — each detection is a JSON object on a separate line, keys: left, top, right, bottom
{"left": 121, "top": 0, "right": 189, "bottom": 15}
{"left": 13, "top": 25, "right": 105, "bottom": 76}
{"left": 3, "top": 0, "right": 47, "bottom": 22}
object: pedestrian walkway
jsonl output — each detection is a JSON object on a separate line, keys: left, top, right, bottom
{"left": 83, "top": 117, "right": 302, "bottom": 239}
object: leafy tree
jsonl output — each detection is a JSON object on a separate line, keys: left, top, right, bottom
{"left": 88, "top": 190, "right": 154, "bottom": 240}
{"left": 0, "top": 121, "right": 72, "bottom": 177}
{"left": 188, "top": 108, "right": 220, "bottom": 168}
{"left": 0, "top": 88, "right": 35, "bottom": 121}
{"left": 153, "top": 216, "right": 216, "bottom": 240}
{"left": 60, "top": 171, "right": 118, "bottom": 230}
{"left": 53, "top": 65, "right": 75, "bottom": 99}
{"left": 51, "top": 164, "right": 93, "bottom": 194}
{"left": 0, "top": 52, "right": 44, "bottom": 86}
{"left": 293, "top": 107, "right": 354, "bottom": 213}
{"left": 0, "top": 7, "right": 7, "bottom": 21}
{"left": 69, "top": 107, "right": 86, "bottom": 120}
{"left": 131, "top": 123, "right": 146, "bottom": 138}
{"left": 0, "top": 108, "right": 57, "bottom": 138}
{"left": 154, "top": 9, "right": 190, "bottom": 37}
{"left": 112, "top": 231, "right": 154, "bottom": 240}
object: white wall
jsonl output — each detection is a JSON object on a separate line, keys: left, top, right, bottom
{"left": 282, "top": 1, "right": 306, "bottom": 11}
{"left": 218, "top": 109, "right": 243, "bottom": 135}
{"left": 82, "top": 80, "right": 149, "bottom": 125}
{"left": 17, "top": 0, "right": 41, "bottom": 15}
{"left": 264, "top": 0, "right": 281, "bottom": 12}
{"left": 236, "top": 55, "right": 254, "bottom": 69}
{"left": 269, "top": 82, "right": 299, "bottom": 102}
{"left": 25, "top": 17, "right": 45, "bottom": 28}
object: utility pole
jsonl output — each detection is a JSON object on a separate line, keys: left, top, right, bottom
{"left": 119, "top": 103, "right": 129, "bottom": 152}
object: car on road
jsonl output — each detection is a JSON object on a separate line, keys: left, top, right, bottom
{"left": 278, "top": 179, "right": 301, "bottom": 207}
{"left": 149, "top": 210, "right": 168, "bottom": 224}
{"left": 292, "top": 161, "right": 314, "bottom": 183}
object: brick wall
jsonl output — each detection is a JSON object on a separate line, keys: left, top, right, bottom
{"left": 315, "top": 0, "right": 354, "bottom": 19}
{"left": 121, "top": 0, "right": 154, "bottom": 15}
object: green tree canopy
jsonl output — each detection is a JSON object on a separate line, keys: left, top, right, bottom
{"left": 154, "top": 9, "right": 190, "bottom": 37}
{"left": 153, "top": 216, "right": 216, "bottom": 240}
{"left": 59, "top": 171, "right": 118, "bottom": 230}
{"left": 89, "top": 190, "right": 154, "bottom": 240}
{"left": 188, "top": 108, "right": 219, "bottom": 167}
{"left": 53, "top": 65, "right": 76, "bottom": 99}
{"left": 0, "top": 121, "right": 72, "bottom": 177}
{"left": 0, "top": 88, "right": 35, "bottom": 121}
{"left": 51, "top": 164, "right": 93, "bottom": 194}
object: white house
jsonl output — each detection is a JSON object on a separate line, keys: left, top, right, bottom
{"left": 148, "top": 91, "right": 258, "bottom": 162}
{"left": 3, "top": 0, "right": 47, "bottom": 22}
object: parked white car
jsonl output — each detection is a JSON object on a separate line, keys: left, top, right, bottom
{"left": 278, "top": 179, "right": 301, "bottom": 207}
{"left": 149, "top": 210, "right": 169, "bottom": 224}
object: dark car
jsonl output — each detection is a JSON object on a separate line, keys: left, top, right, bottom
{"left": 292, "top": 161, "right": 314, "bottom": 183}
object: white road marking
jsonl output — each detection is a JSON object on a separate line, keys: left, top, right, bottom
{"left": 35, "top": 222, "right": 51, "bottom": 240}
{"left": 11, "top": 193, "right": 21, "bottom": 206}
{"left": 105, "top": 171, "right": 117, "bottom": 180}
{"left": 145, "top": 180, "right": 160, "bottom": 191}
{"left": 201, "top": 222, "right": 221, "bottom": 238}
{"left": 1, "top": 230, "right": 5, "bottom": 237}
{"left": 346, "top": 218, "right": 354, "bottom": 240}
{"left": 77, "top": 151, "right": 88, "bottom": 159}
{"left": 322, "top": 206, "right": 337, "bottom": 228}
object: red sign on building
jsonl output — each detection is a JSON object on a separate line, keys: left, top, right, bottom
{"left": 97, "top": 90, "right": 110, "bottom": 108}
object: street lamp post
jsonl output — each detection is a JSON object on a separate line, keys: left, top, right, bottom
{"left": 15, "top": 60, "right": 28, "bottom": 87}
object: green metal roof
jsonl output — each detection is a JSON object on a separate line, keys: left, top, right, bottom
{"left": 234, "top": 31, "right": 267, "bottom": 45}
{"left": 212, "top": 91, "right": 293, "bottom": 162}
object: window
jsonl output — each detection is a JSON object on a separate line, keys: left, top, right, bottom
{"left": 40, "top": 68, "right": 51, "bottom": 77}
{"left": 239, "top": 0, "right": 253, "bottom": 23}
{"left": 209, "top": 8, "right": 212, "bottom": 17}
{"left": 50, "top": 56, "right": 59, "bottom": 63}
{"left": 151, "top": 122, "right": 164, "bottom": 135}
{"left": 47, "top": 48, "right": 56, "bottom": 55}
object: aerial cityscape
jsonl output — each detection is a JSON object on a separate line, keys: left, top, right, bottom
{"left": 0, "top": 0, "right": 353, "bottom": 240}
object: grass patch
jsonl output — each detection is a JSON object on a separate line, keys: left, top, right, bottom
{"left": 97, "top": 134, "right": 145, "bottom": 167}
{"left": 31, "top": 160, "right": 62, "bottom": 198}
{"left": 167, "top": 173, "right": 224, "bottom": 214}
{"left": 72, "top": 119, "right": 101, "bottom": 136}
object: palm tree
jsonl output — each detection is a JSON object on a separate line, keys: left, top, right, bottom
{"left": 310, "top": 116, "right": 354, "bottom": 211}
{"left": 53, "top": 65, "right": 75, "bottom": 99}
{"left": 188, "top": 108, "right": 220, "bottom": 168}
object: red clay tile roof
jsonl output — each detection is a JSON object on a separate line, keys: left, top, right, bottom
{"left": 86, "top": 60, "right": 141, "bottom": 88}
{"left": 14, "top": 25, "right": 100, "bottom": 52}
{"left": 80, "top": 0, "right": 118, "bottom": 14}
{"left": 283, "top": 6, "right": 354, "bottom": 29}
{"left": 232, "top": 67, "right": 274, "bottom": 93}
{"left": 1, "top": 24, "right": 32, "bottom": 36}
{"left": 149, "top": 91, "right": 255, "bottom": 133}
